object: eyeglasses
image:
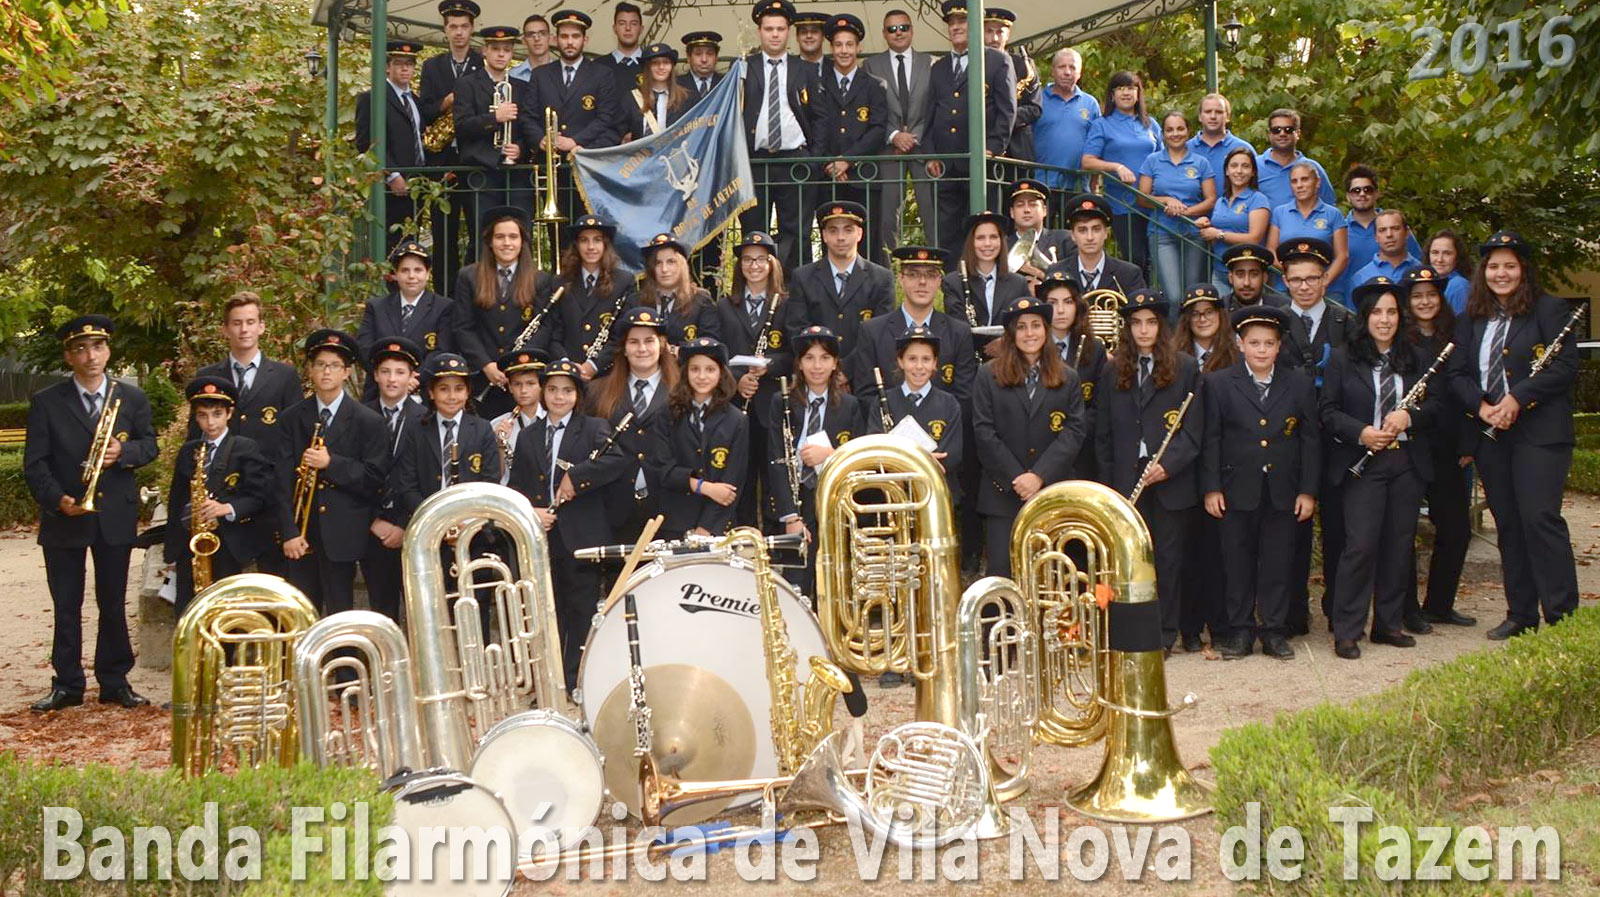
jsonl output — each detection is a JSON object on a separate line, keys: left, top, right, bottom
{"left": 1190, "top": 307, "right": 1220, "bottom": 320}
{"left": 311, "top": 361, "right": 348, "bottom": 372}
{"left": 1285, "top": 276, "right": 1323, "bottom": 288}
{"left": 1268, "top": 126, "right": 1298, "bottom": 135}
{"left": 740, "top": 255, "right": 771, "bottom": 265}
{"left": 1347, "top": 185, "right": 1376, "bottom": 195}
{"left": 885, "top": 24, "right": 911, "bottom": 34}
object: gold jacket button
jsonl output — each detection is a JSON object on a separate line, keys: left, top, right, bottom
{"left": 1259, "top": 418, "right": 1268, "bottom": 426}
{"left": 318, "top": 505, "right": 327, "bottom": 513}
{"left": 1259, "top": 439, "right": 1269, "bottom": 448}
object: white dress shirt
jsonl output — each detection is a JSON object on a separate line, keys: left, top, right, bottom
{"left": 756, "top": 53, "right": 806, "bottom": 151}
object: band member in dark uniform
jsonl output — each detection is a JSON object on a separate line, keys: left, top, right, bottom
{"left": 166, "top": 377, "right": 273, "bottom": 619}
{"left": 489, "top": 348, "right": 549, "bottom": 484}
{"left": 864, "top": 324, "right": 965, "bottom": 501}
{"left": 23, "top": 316, "right": 158, "bottom": 711}
{"left": 627, "top": 43, "right": 692, "bottom": 139}
{"left": 1095, "top": 290, "right": 1202, "bottom": 653}
{"left": 509, "top": 359, "right": 632, "bottom": 686}
{"left": 637, "top": 233, "right": 722, "bottom": 349}
{"left": 719, "top": 232, "right": 797, "bottom": 527}
{"left": 1006, "top": 178, "right": 1074, "bottom": 288}
{"left": 942, "top": 210, "right": 1031, "bottom": 360}
{"left": 358, "top": 237, "right": 455, "bottom": 399}
{"left": 587, "top": 307, "right": 680, "bottom": 542}
{"left": 276, "top": 329, "right": 389, "bottom": 616}
{"left": 790, "top": 201, "right": 895, "bottom": 358}
{"left": 355, "top": 40, "right": 428, "bottom": 255}
{"left": 648, "top": 338, "right": 749, "bottom": 539}
{"left": 1173, "top": 284, "right": 1234, "bottom": 652}
{"left": 453, "top": 206, "right": 558, "bottom": 419}
{"left": 1320, "top": 277, "right": 1441, "bottom": 659}
{"left": 553, "top": 214, "right": 636, "bottom": 382}
{"left": 972, "top": 297, "right": 1087, "bottom": 578}
{"left": 1201, "top": 306, "right": 1319, "bottom": 660}
{"left": 419, "top": 0, "right": 484, "bottom": 282}
{"left": 1175, "top": 284, "right": 1239, "bottom": 372}
{"left": 1061, "top": 194, "right": 1147, "bottom": 294}
{"left": 453, "top": 24, "right": 541, "bottom": 213}
{"left": 532, "top": 9, "right": 626, "bottom": 215}
{"left": 361, "top": 338, "right": 428, "bottom": 621}
{"left": 849, "top": 245, "right": 977, "bottom": 405}
{"left": 678, "top": 31, "right": 725, "bottom": 98}
{"left": 809, "top": 13, "right": 887, "bottom": 211}
{"left": 392, "top": 353, "right": 502, "bottom": 510}
{"left": 1223, "top": 242, "right": 1289, "bottom": 308}
{"left": 741, "top": 0, "right": 819, "bottom": 271}
{"left": 766, "top": 325, "right": 863, "bottom": 597}
{"left": 1402, "top": 266, "right": 1475, "bottom": 628}
{"left": 1449, "top": 231, "right": 1580, "bottom": 639}
{"left": 1038, "top": 264, "right": 1107, "bottom": 480}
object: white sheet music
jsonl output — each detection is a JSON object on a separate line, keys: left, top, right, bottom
{"left": 888, "top": 416, "right": 938, "bottom": 453}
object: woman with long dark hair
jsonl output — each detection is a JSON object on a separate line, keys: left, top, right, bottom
{"left": 1424, "top": 228, "right": 1472, "bottom": 314}
{"left": 1038, "top": 265, "right": 1106, "bottom": 480}
{"left": 452, "top": 206, "right": 558, "bottom": 417}
{"left": 1080, "top": 71, "right": 1159, "bottom": 274}
{"left": 647, "top": 337, "right": 748, "bottom": 539}
{"left": 637, "top": 233, "right": 721, "bottom": 349}
{"left": 972, "top": 296, "right": 1087, "bottom": 577}
{"left": 1401, "top": 266, "right": 1474, "bottom": 630}
{"left": 627, "top": 43, "right": 691, "bottom": 139}
{"left": 1093, "top": 289, "right": 1202, "bottom": 652}
{"left": 1197, "top": 146, "right": 1270, "bottom": 295}
{"left": 941, "top": 212, "right": 1031, "bottom": 338}
{"left": 1449, "top": 232, "right": 1580, "bottom": 639}
{"left": 718, "top": 231, "right": 796, "bottom": 528}
{"left": 1173, "top": 284, "right": 1238, "bottom": 373}
{"left": 555, "top": 214, "right": 636, "bottom": 382}
{"left": 1137, "top": 110, "right": 1216, "bottom": 298}
{"left": 588, "top": 306, "right": 682, "bottom": 542}
{"left": 1319, "top": 278, "right": 1440, "bottom": 659}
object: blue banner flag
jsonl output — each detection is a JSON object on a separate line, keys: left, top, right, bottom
{"left": 573, "top": 59, "right": 756, "bottom": 273}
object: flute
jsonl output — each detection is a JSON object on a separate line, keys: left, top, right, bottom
{"left": 1481, "top": 305, "right": 1586, "bottom": 441}
{"left": 1352, "top": 342, "right": 1454, "bottom": 477}
{"left": 1130, "top": 391, "right": 1194, "bottom": 504}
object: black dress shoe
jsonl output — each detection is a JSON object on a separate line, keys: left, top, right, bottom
{"left": 1218, "top": 634, "right": 1251, "bottom": 659}
{"left": 1261, "top": 635, "right": 1296, "bottom": 660}
{"left": 30, "top": 688, "right": 84, "bottom": 713}
{"left": 1334, "top": 640, "right": 1361, "bottom": 660}
{"left": 1287, "top": 620, "right": 1310, "bottom": 637}
{"left": 1182, "top": 633, "right": 1205, "bottom": 654}
{"left": 1486, "top": 619, "right": 1535, "bottom": 641}
{"left": 1370, "top": 630, "right": 1416, "bottom": 648}
{"left": 1423, "top": 609, "right": 1477, "bottom": 626}
{"left": 99, "top": 686, "right": 151, "bottom": 708}
{"left": 1402, "top": 615, "right": 1434, "bottom": 635}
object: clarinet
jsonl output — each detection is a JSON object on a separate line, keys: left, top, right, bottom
{"left": 740, "top": 296, "right": 781, "bottom": 413}
{"left": 623, "top": 592, "right": 652, "bottom": 757}
{"left": 776, "top": 376, "right": 802, "bottom": 516}
{"left": 555, "top": 410, "right": 634, "bottom": 473}
{"left": 1130, "top": 391, "right": 1194, "bottom": 504}
{"left": 958, "top": 259, "right": 986, "bottom": 366}
{"left": 1481, "top": 305, "right": 1587, "bottom": 441}
{"left": 581, "top": 284, "right": 633, "bottom": 370}
{"left": 476, "top": 286, "right": 567, "bottom": 404}
{"left": 1352, "top": 342, "right": 1455, "bottom": 478}
{"left": 872, "top": 368, "right": 895, "bottom": 432}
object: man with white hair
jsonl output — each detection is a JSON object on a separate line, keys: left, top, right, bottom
{"left": 1033, "top": 48, "right": 1099, "bottom": 190}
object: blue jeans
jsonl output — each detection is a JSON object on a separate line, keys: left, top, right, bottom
{"left": 1152, "top": 229, "right": 1209, "bottom": 309}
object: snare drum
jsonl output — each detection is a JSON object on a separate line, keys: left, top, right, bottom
{"left": 386, "top": 770, "right": 516, "bottom": 897}
{"left": 470, "top": 710, "right": 606, "bottom": 857}
{"left": 578, "top": 555, "right": 832, "bottom": 815}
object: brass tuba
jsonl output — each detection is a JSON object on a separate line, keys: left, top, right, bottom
{"left": 1011, "top": 480, "right": 1213, "bottom": 822}
{"left": 188, "top": 442, "right": 221, "bottom": 591}
{"left": 171, "top": 573, "right": 319, "bottom": 777}
{"left": 403, "top": 482, "right": 571, "bottom": 771}
{"left": 293, "top": 610, "right": 426, "bottom": 776}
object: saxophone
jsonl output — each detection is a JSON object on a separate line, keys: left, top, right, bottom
{"left": 189, "top": 442, "right": 222, "bottom": 591}
{"left": 717, "top": 526, "right": 852, "bottom": 775}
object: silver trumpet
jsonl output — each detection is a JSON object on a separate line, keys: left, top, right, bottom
{"left": 293, "top": 610, "right": 426, "bottom": 777}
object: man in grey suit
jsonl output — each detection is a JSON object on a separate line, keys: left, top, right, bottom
{"left": 862, "top": 9, "right": 935, "bottom": 266}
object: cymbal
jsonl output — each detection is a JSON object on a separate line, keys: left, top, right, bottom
{"left": 592, "top": 663, "right": 757, "bottom": 824}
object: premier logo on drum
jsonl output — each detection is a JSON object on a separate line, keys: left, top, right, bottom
{"left": 677, "top": 581, "right": 762, "bottom": 618}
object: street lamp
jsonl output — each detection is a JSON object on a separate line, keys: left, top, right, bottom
{"left": 305, "top": 48, "right": 326, "bottom": 78}
{"left": 1223, "top": 15, "right": 1243, "bottom": 51}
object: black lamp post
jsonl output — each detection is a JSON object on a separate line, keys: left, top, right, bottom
{"left": 305, "top": 48, "right": 325, "bottom": 79}
{"left": 1224, "top": 15, "right": 1243, "bottom": 52}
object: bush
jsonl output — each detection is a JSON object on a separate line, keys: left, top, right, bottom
{"left": 1211, "top": 606, "right": 1600, "bottom": 894}
{"left": 1570, "top": 450, "right": 1600, "bottom": 494}
{"left": 0, "top": 401, "right": 29, "bottom": 429}
{"left": 0, "top": 759, "right": 390, "bottom": 895}
{"left": 1576, "top": 359, "right": 1600, "bottom": 414}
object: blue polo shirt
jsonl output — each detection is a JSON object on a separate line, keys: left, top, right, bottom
{"left": 1208, "top": 188, "right": 1270, "bottom": 279}
{"left": 1352, "top": 253, "right": 1422, "bottom": 286}
{"left": 1138, "top": 149, "right": 1212, "bottom": 237}
{"left": 1256, "top": 150, "right": 1336, "bottom": 208}
{"left": 1336, "top": 212, "right": 1425, "bottom": 298}
{"left": 1272, "top": 199, "right": 1346, "bottom": 245}
{"left": 1034, "top": 84, "right": 1100, "bottom": 190}
{"left": 1187, "top": 130, "right": 1254, "bottom": 197}
{"left": 1082, "top": 110, "right": 1159, "bottom": 214}
{"left": 1444, "top": 271, "right": 1469, "bottom": 314}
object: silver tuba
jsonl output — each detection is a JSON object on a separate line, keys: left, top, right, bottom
{"left": 293, "top": 610, "right": 426, "bottom": 777}
{"left": 404, "top": 482, "right": 572, "bottom": 771}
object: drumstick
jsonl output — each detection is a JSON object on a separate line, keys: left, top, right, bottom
{"left": 600, "top": 514, "right": 664, "bottom": 613}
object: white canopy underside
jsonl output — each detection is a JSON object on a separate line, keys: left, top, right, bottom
{"left": 312, "top": 0, "right": 1199, "bottom": 57}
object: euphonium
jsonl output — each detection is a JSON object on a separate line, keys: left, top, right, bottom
{"left": 294, "top": 610, "right": 426, "bottom": 777}
{"left": 717, "top": 527, "right": 853, "bottom": 776}
{"left": 403, "top": 482, "right": 571, "bottom": 771}
{"left": 78, "top": 381, "right": 119, "bottom": 513}
{"left": 1011, "top": 480, "right": 1213, "bottom": 822}
{"left": 957, "top": 576, "right": 1038, "bottom": 808}
{"left": 188, "top": 442, "right": 221, "bottom": 591}
{"left": 1006, "top": 229, "right": 1058, "bottom": 276}
{"left": 171, "top": 573, "right": 318, "bottom": 777}
{"left": 290, "top": 421, "right": 323, "bottom": 542}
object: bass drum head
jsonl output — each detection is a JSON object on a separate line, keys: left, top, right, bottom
{"left": 386, "top": 771, "right": 516, "bottom": 897}
{"left": 470, "top": 710, "right": 606, "bottom": 858}
{"left": 578, "top": 556, "right": 831, "bottom": 811}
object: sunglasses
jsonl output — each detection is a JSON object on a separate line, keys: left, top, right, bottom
{"left": 885, "top": 23, "right": 911, "bottom": 34}
{"left": 1347, "top": 185, "right": 1376, "bottom": 195}
{"left": 1268, "top": 125, "right": 1298, "bottom": 135}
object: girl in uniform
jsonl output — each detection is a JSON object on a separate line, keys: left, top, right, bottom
{"left": 718, "top": 232, "right": 797, "bottom": 528}
{"left": 1039, "top": 264, "right": 1108, "bottom": 480}
{"left": 637, "top": 233, "right": 721, "bottom": 350}
{"left": 864, "top": 324, "right": 964, "bottom": 502}
{"left": 587, "top": 307, "right": 681, "bottom": 543}
{"left": 1174, "top": 284, "right": 1239, "bottom": 373}
{"left": 1172, "top": 284, "right": 1235, "bottom": 652}
{"left": 556, "top": 214, "right": 636, "bottom": 382}
{"left": 452, "top": 206, "right": 558, "bottom": 417}
{"left": 649, "top": 337, "right": 749, "bottom": 539}
{"left": 941, "top": 211, "right": 1032, "bottom": 346}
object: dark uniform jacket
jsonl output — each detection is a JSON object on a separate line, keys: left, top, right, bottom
{"left": 1281, "top": 300, "right": 1358, "bottom": 381}
{"left": 625, "top": 86, "right": 691, "bottom": 139}
{"left": 940, "top": 269, "right": 1032, "bottom": 359}
{"left": 273, "top": 396, "right": 389, "bottom": 563}
{"left": 592, "top": 55, "right": 645, "bottom": 105}
{"left": 1448, "top": 294, "right": 1579, "bottom": 449}
{"left": 451, "top": 263, "right": 561, "bottom": 373}
{"left": 366, "top": 397, "right": 430, "bottom": 525}
{"left": 419, "top": 50, "right": 484, "bottom": 135}
{"left": 742, "top": 53, "right": 818, "bottom": 150}
{"left": 552, "top": 270, "right": 637, "bottom": 375}
{"left": 1005, "top": 49, "right": 1043, "bottom": 161}
{"left": 716, "top": 293, "right": 800, "bottom": 428}
{"left": 24, "top": 379, "right": 159, "bottom": 548}
{"left": 763, "top": 390, "right": 864, "bottom": 523}
{"left": 788, "top": 257, "right": 895, "bottom": 357}
{"left": 355, "top": 83, "right": 427, "bottom": 169}
{"left": 530, "top": 58, "right": 625, "bottom": 149}
{"left": 864, "top": 386, "right": 965, "bottom": 503}
{"left": 1067, "top": 334, "right": 1111, "bottom": 480}
{"left": 846, "top": 310, "right": 977, "bottom": 405}
{"left": 509, "top": 412, "right": 631, "bottom": 552}
{"left": 357, "top": 290, "right": 456, "bottom": 392}
{"left": 1319, "top": 346, "right": 1439, "bottom": 487}
{"left": 452, "top": 68, "right": 541, "bottom": 169}
{"left": 1058, "top": 251, "right": 1149, "bottom": 295}
{"left": 164, "top": 431, "right": 273, "bottom": 566}
{"left": 1093, "top": 353, "right": 1203, "bottom": 510}
{"left": 647, "top": 403, "right": 750, "bottom": 536}
{"left": 920, "top": 46, "right": 1016, "bottom": 168}
{"left": 190, "top": 356, "right": 303, "bottom": 450}
{"left": 677, "top": 71, "right": 724, "bottom": 101}
{"left": 970, "top": 363, "right": 1086, "bottom": 518}
{"left": 598, "top": 379, "right": 672, "bottom": 515}
{"left": 809, "top": 66, "right": 888, "bottom": 161}
{"left": 391, "top": 410, "right": 502, "bottom": 523}
{"left": 638, "top": 290, "right": 722, "bottom": 348}
{"left": 1199, "top": 363, "right": 1321, "bottom": 511}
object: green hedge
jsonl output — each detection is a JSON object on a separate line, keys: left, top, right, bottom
{"left": 0, "top": 759, "right": 389, "bottom": 895}
{"left": 0, "top": 451, "right": 163, "bottom": 528}
{"left": 1211, "top": 606, "right": 1600, "bottom": 894}
{"left": 0, "top": 401, "right": 29, "bottom": 429}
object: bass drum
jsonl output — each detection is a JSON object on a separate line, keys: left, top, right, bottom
{"left": 470, "top": 709, "right": 606, "bottom": 859}
{"left": 577, "top": 554, "right": 831, "bottom": 820}
{"left": 386, "top": 770, "right": 517, "bottom": 896}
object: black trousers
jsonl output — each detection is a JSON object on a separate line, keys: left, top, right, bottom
{"left": 173, "top": 550, "right": 246, "bottom": 622}
{"left": 359, "top": 535, "right": 405, "bottom": 623}
{"left": 1289, "top": 475, "right": 1343, "bottom": 631}
{"left": 43, "top": 541, "right": 135, "bottom": 694}
{"left": 287, "top": 517, "right": 358, "bottom": 616}
{"left": 1408, "top": 453, "right": 1471, "bottom": 617}
{"left": 735, "top": 411, "right": 767, "bottom": 529}
{"left": 1137, "top": 495, "right": 1190, "bottom": 647}
{"left": 1181, "top": 507, "right": 1225, "bottom": 640}
{"left": 933, "top": 172, "right": 971, "bottom": 265}
{"left": 1219, "top": 493, "right": 1297, "bottom": 639}
{"left": 983, "top": 514, "right": 1016, "bottom": 580}
{"left": 429, "top": 150, "right": 475, "bottom": 291}
{"left": 1476, "top": 435, "right": 1578, "bottom": 625}
{"left": 549, "top": 537, "right": 601, "bottom": 689}
{"left": 1330, "top": 450, "right": 1424, "bottom": 642}
{"left": 743, "top": 149, "right": 809, "bottom": 272}
{"left": 1110, "top": 213, "right": 1150, "bottom": 275}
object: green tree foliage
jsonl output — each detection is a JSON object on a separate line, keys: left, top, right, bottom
{"left": 0, "top": 0, "right": 123, "bottom": 109}
{"left": 1453, "top": 0, "right": 1600, "bottom": 156}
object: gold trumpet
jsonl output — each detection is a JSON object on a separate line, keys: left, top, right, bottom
{"left": 188, "top": 442, "right": 222, "bottom": 591}
{"left": 290, "top": 421, "right": 323, "bottom": 542}
{"left": 171, "top": 573, "right": 319, "bottom": 777}
{"left": 78, "top": 381, "right": 119, "bottom": 513}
